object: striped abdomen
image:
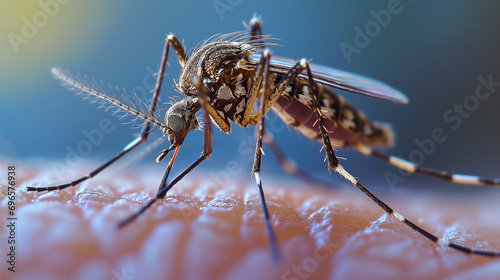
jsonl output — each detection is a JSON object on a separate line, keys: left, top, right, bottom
{"left": 272, "top": 79, "right": 394, "bottom": 148}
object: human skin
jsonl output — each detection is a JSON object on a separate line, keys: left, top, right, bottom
{"left": 2, "top": 161, "right": 500, "bottom": 280}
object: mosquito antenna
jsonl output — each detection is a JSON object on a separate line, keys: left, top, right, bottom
{"left": 51, "top": 67, "right": 167, "bottom": 131}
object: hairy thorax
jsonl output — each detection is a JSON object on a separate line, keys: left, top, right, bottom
{"left": 176, "top": 40, "right": 260, "bottom": 126}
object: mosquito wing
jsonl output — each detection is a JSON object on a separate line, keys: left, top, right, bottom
{"left": 265, "top": 55, "right": 408, "bottom": 104}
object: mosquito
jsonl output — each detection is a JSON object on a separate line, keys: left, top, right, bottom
{"left": 27, "top": 15, "right": 500, "bottom": 260}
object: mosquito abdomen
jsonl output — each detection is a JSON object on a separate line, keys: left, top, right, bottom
{"left": 272, "top": 80, "right": 394, "bottom": 148}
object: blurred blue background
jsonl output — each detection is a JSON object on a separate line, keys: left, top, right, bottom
{"left": 1, "top": 0, "right": 499, "bottom": 192}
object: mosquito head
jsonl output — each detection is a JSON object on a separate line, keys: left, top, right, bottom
{"left": 164, "top": 96, "right": 202, "bottom": 145}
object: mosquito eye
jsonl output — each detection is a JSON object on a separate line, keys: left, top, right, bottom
{"left": 167, "top": 115, "right": 186, "bottom": 134}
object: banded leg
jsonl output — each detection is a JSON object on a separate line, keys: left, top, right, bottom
{"left": 119, "top": 76, "right": 213, "bottom": 228}
{"left": 27, "top": 34, "right": 187, "bottom": 193}
{"left": 355, "top": 144, "right": 500, "bottom": 186}
{"left": 252, "top": 49, "right": 281, "bottom": 261}
{"left": 303, "top": 60, "right": 500, "bottom": 257}
{"left": 242, "top": 50, "right": 334, "bottom": 187}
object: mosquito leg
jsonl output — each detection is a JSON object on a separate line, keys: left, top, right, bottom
{"left": 263, "top": 130, "right": 332, "bottom": 187}
{"left": 302, "top": 60, "right": 500, "bottom": 257}
{"left": 241, "top": 54, "right": 304, "bottom": 127}
{"left": 141, "top": 34, "right": 186, "bottom": 140}
{"left": 355, "top": 144, "right": 500, "bottom": 186}
{"left": 145, "top": 34, "right": 190, "bottom": 197}
{"left": 239, "top": 50, "right": 266, "bottom": 127}
{"left": 251, "top": 49, "right": 281, "bottom": 261}
{"left": 26, "top": 137, "right": 145, "bottom": 192}
{"left": 118, "top": 76, "right": 213, "bottom": 227}
{"left": 244, "top": 14, "right": 264, "bottom": 45}
{"left": 249, "top": 59, "right": 311, "bottom": 126}
{"left": 240, "top": 51, "right": 331, "bottom": 188}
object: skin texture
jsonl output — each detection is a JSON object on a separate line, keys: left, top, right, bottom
{"left": 2, "top": 161, "right": 500, "bottom": 280}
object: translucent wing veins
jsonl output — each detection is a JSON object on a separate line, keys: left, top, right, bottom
{"left": 251, "top": 54, "right": 408, "bottom": 104}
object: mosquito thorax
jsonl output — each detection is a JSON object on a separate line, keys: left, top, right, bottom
{"left": 164, "top": 97, "right": 202, "bottom": 145}
{"left": 174, "top": 40, "right": 262, "bottom": 128}
{"left": 176, "top": 41, "right": 258, "bottom": 94}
